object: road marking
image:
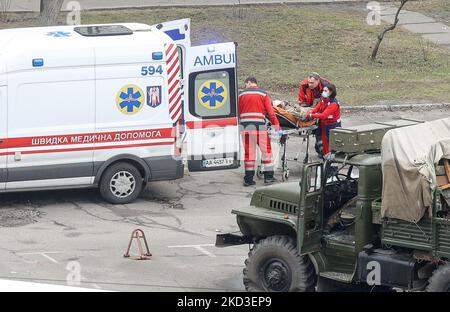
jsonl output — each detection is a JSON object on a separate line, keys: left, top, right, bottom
{"left": 168, "top": 244, "right": 216, "bottom": 258}
{"left": 168, "top": 244, "right": 214, "bottom": 248}
{"left": 15, "top": 253, "right": 103, "bottom": 290}
{"left": 40, "top": 254, "right": 59, "bottom": 264}
{"left": 18, "top": 251, "right": 62, "bottom": 254}
{"left": 17, "top": 252, "right": 62, "bottom": 264}
{"left": 194, "top": 246, "right": 216, "bottom": 258}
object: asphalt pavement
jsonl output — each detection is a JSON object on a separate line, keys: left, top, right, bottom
{"left": 0, "top": 107, "right": 447, "bottom": 292}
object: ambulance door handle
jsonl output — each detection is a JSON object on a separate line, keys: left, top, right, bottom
{"left": 0, "top": 140, "right": 3, "bottom": 143}
{"left": 207, "top": 131, "right": 219, "bottom": 138}
{"left": 180, "top": 132, "right": 187, "bottom": 143}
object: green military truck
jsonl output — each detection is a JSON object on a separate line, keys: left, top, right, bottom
{"left": 216, "top": 118, "right": 450, "bottom": 292}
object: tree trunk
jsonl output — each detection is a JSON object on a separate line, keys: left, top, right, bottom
{"left": 0, "top": 0, "right": 12, "bottom": 22}
{"left": 371, "top": 0, "right": 408, "bottom": 62}
{"left": 39, "top": 0, "right": 64, "bottom": 26}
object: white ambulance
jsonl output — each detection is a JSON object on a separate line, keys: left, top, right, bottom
{"left": 0, "top": 19, "right": 240, "bottom": 204}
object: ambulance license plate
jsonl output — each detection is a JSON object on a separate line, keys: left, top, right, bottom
{"left": 202, "top": 158, "right": 234, "bottom": 168}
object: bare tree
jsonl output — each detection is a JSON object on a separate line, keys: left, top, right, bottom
{"left": 371, "top": 0, "right": 409, "bottom": 61}
{"left": 0, "top": 0, "right": 12, "bottom": 22}
{"left": 39, "top": 0, "right": 64, "bottom": 26}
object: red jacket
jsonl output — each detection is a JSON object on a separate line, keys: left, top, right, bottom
{"left": 307, "top": 98, "right": 341, "bottom": 126}
{"left": 238, "top": 87, "right": 280, "bottom": 128}
{"left": 298, "top": 78, "right": 330, "bottom": 107}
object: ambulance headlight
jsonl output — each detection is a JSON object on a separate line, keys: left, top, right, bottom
{"left": 207, "top": 46, "right": 215, "bottom": 53}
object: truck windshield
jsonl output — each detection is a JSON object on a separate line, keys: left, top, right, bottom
{"left": 324, "top": 162, "right": 359, "bottom": 218}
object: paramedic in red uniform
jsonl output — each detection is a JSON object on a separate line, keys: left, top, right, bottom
{"left": 305, "top": 83, "right": 341, "bottom": 157}
{"left": 239, "top": 77, "right": 280, "bottom": 186}
{"left": 298, "top": 72, "right": 330, "bottom": 107}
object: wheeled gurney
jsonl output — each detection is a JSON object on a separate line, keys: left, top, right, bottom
{"left": 256, "top": 110, "right": 318, "bottom": 181}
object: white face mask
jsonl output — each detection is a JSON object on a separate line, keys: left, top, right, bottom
{"left": 322, "top": 91, "right": 329, "bottom": 98}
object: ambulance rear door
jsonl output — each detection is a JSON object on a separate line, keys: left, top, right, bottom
{"left": 152, "top": 19, "right": 191, "bottom": 96}
{"left": 184, "top": 42, "right": 240, "bottom": 171}
{"left": 152, "top": 19, "right": 191, "bottom": 48}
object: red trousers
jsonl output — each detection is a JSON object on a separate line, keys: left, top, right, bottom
{"left": 242, "top": 129, "right": 274, "bottom": 172}
{"left": 320, "top": 121, "right": 341, "bottom": 155}
{"left": 321, "top": 126, "right": 331, "bottom": 155}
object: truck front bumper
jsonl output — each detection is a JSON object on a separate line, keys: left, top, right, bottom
{"left": 215, "top": 233, "right": 254, "bottom": 248}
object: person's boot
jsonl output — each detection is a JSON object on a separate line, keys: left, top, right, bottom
{"left": 244, "top": 171, "right": 256, "bottom": 187}
{"left": 244, "top": 180, "right": 256, "bottom": 187}
{"left": 264, "top": 171, "right": 277, "bottom": 184}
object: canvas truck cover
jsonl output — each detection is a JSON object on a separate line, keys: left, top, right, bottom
{"left": 381, "top": 117, "right": 450, "bottom": 222}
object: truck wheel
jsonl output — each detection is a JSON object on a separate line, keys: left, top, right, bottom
{"left": 99, "top": 162, "right": 143, "bottom": 204}
{"left": 243, "top": 235, "right": 316, "bottom": 292}
{"left": 427, "top": 264, "right": 450, "bottom": 292}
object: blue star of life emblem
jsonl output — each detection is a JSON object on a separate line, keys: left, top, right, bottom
{"left": 47, "top": 31, "right": 72, "bottom": 38}
{"left": 119, "top": 87, "right": 143, "bottom": 113}
{"left": 201, "top": 82, "right": 225, "bottom": 107}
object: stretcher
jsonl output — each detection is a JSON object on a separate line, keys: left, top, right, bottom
{"left": 277, "top": 113, "right": 318, "bottom": 181}
{"left": 256, "top": 108, "right": 318, "bottom": 181}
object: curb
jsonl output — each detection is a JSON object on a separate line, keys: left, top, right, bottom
{"left": 341, "top": 103, "right": 450, "bottom": 113}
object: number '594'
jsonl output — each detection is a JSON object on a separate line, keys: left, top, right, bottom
{"left": 141, "top": 65, "right": 163, "bottom": 76}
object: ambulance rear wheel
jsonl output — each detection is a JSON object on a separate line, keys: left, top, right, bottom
{"left": 100, "top": 162, "right": 143, "bottom": 204}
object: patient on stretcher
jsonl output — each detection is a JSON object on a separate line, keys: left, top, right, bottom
{"left": 272, "top": 100, "right": 316, "bottom": 129}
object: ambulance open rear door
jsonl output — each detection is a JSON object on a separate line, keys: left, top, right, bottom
{"left": 184, "top": 42, "right": 240, "bottom": 171}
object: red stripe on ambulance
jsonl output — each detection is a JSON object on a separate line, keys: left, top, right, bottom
{"left": 186, "top": 118, "right": 238, "bottom": 129}
{"left": 0, "top": 128, "right": 175, "bottom": 149}
{"left": 0, "top": 141, "right": 174, "bottom": 156}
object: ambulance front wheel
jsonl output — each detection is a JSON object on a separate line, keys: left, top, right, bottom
{"left": 99, "top": 162, "right": 143, "bottom": 204}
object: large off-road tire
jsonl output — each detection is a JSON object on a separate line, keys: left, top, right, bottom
{"left": 243, "top": 235, "right": 317, "bottom": 292}
{"left": 427, "top": 264, "right": 450, "bottom": 292}
{"left": 99, "top": 162, "right": 143, "bottom": 204}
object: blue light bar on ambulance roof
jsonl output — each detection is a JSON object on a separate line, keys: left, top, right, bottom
{"left": 152, "top": 52, "right": 163, "bottom": 60}
{"left": 32, "top": 59, "right": 44, "bottom": 67}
